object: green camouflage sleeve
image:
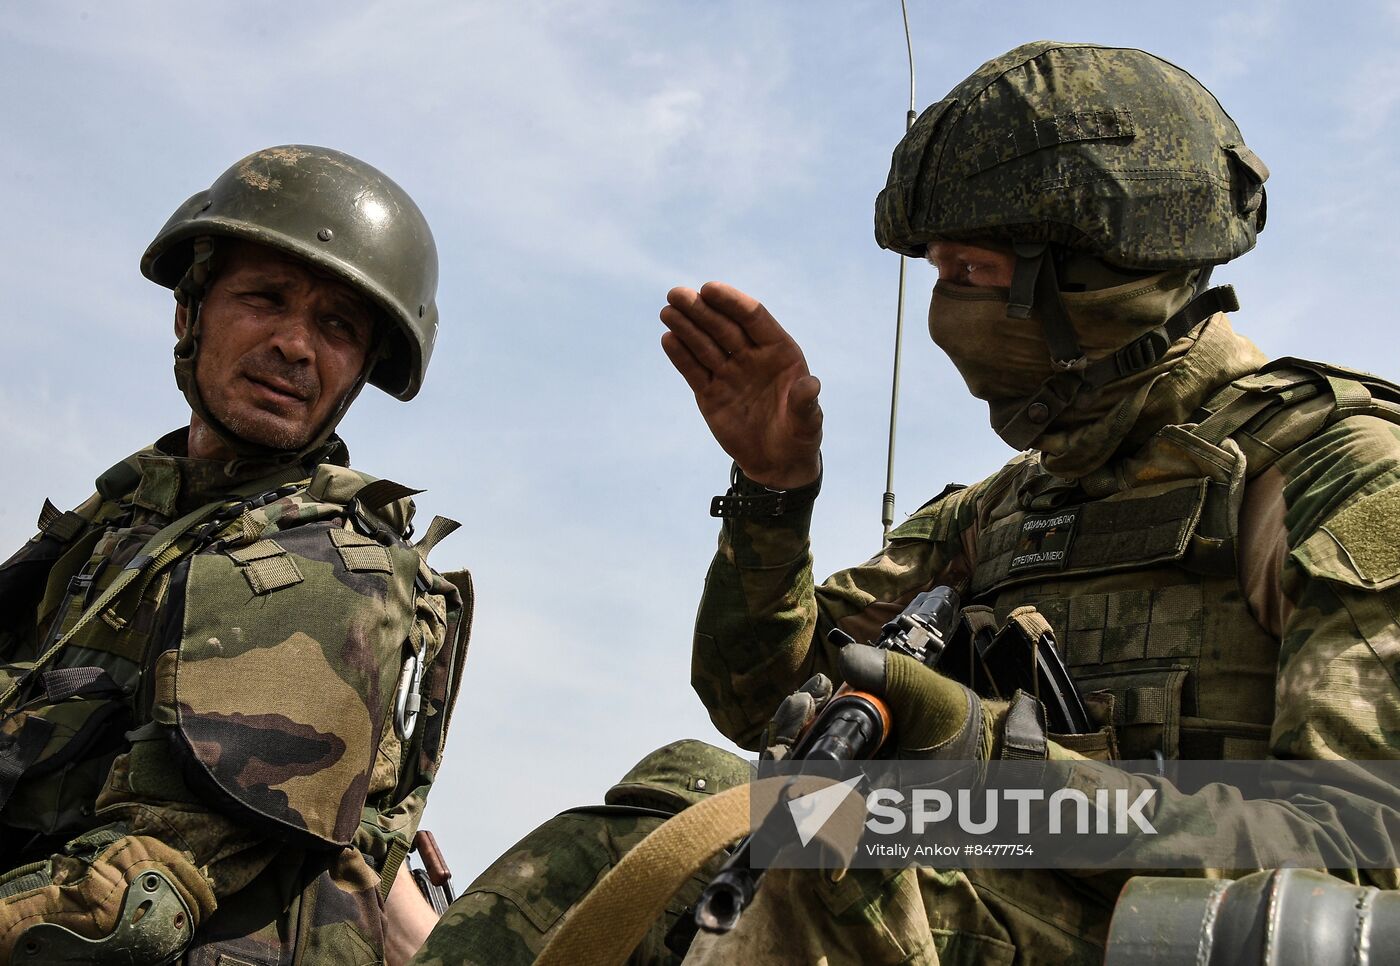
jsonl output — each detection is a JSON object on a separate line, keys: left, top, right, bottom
{"left": 1270, "top": 414, "right": 1400, "bottom": 764}
{"left": 692, "top": 468, "right": 988, "bottom": 749}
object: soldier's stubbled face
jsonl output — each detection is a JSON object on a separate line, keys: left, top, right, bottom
{"left": 176, "top": 241, "right": 378, "bottom": 452}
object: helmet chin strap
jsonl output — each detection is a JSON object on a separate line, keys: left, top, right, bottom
{"left": 171, "top": 236, "right": 376, "bottom": 471}
{"left": 995, "top": 242, "right": 1239, "bottom": 452}
{"left": 1006, "top": 242, "right": 1085, "bottom": 371}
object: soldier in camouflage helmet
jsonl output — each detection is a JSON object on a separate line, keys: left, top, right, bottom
{"left": 662, "top": 42, "right": 1400, "bottom": 962}
{"left": 0, "top": 145, "right": 468, "bottom": 965}
{"left": 408, "top": 739, "right": 750, "bottom": 966}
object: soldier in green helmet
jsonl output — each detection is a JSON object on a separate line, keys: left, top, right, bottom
{"left": 662, "top": 42, "right": 1400, "bottom": 962}
{"left": 0, "top": 145, "right": 468, "bottom": 964}
{"left": 409, "top": 739, "right": 750, "bottom": 966}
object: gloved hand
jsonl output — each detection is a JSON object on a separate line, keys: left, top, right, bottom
{"left": 837, "top": 643, "right": 991, "bottom": 761}
{"left": 759, "top": 673, "right": 834, "bottom": 762}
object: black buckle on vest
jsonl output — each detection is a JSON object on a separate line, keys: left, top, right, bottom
{"left": 191, "top": 483, "right": 304, "bottom": 549}
{"left": 66, "top": 558, "right": 109, "bottom": 611}
{"left": 1113, "top": 328, "right": 1172, "bottom": 376}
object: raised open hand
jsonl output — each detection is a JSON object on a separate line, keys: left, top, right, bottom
{"left": 660, "top": 282, "right": 822, "bottom": 490}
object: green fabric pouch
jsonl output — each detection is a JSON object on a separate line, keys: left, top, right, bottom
{"left": 171, "top": 512, "right": 419, "bottom": 847}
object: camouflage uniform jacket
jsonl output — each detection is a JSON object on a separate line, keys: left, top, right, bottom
{"left": 691, "top": 332, "right": 1400, "bottom": 908}
{"left": 411, "top": 808, "right": 710, "bottom": 966}
{"left": 0, "top": 429, "right": 470, "bottom": 964}
{"left": 409, "top": 739, "right": 749, "bottom": 966}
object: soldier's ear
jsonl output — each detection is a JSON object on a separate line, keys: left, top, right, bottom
{"left": 175, "top": 302, "right": 188, "bottom": 339}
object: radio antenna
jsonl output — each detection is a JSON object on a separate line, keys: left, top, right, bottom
{"left": 881, "top": 0, "right": 917, "bottom": 544}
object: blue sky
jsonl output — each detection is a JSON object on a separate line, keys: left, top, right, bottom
{"left": 4, "top": 1, "right": 1399, "bottom": 880}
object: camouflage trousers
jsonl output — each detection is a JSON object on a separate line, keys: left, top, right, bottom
{"left": 682, "top": 866, "right": 1112, "bottom": 966}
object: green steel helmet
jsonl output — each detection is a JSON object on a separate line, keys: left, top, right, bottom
{"left": 605, "top": 739, "right": 750, "bottom": 814}
{"left": 141, "top": 144, "right": 439, "bottom": 401}
{"left": 875, "top": 41, "right": 1269, "bottom": 269}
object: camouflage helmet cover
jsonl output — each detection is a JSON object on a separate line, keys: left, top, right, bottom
{"left": 141, "top": 145, "right": 439, "bottom": 400}
{"left": 605, "top": 739, "right": 750, "bottom": 814}
{"left": 875, "top": 42, "right": 1270, "bottom": 269}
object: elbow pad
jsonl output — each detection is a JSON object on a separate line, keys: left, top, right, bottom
{"left": 0, "top": 831, "right": 216, "bottom": 965}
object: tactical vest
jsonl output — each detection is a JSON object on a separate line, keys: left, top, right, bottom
{"left": 0, "top": 453, "right": 470, "bottom": 950}
{"left": 962, "top": 359, "right": 1400, "bottom": 760}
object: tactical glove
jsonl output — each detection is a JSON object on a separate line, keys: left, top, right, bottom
{"left": 837, "top": 643, "right": 992, "bottom": 761}
{"left": 759, "top": 673, "right": 834, "bottom": 762}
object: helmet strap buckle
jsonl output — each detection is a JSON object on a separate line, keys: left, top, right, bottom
{"left": 1006, "top": 242, "right": 1047, "bottom": 320}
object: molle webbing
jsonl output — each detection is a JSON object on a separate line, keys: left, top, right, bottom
{"left": 972, "top": 479, "right": 1206, "bottom": 594}
{"left": 0, "top": 499, "right": 229, "bottom": 710}
{"left": 977, "top": 358, "right": 1400, "bottom": 597}
{"left": 971, "top": 358, "right": 1400, "bottom": 764}
{"left": 0, "top": 719, "right": 54, "bottom": 811}
{"left": 36, "top": 501, "right": 86, "bottom": 544}
{"left": 1194, "top": 357, "right": 1400, "bottom": 473}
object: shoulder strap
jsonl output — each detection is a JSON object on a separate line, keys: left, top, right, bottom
{"left": 0, "top": 475, "right": 314, "bottom": 711}
{"left": 1265, "top": 356, "right": 1400, "bottom": 418}
{"left": 36, "top": 499, "right": 89, "bottom": 544}
{"left": 0, "top": 496, "right": 105, "bottom": 643}
{"left": 1190, "top": 357, "right": 1400, "bottom": 481}
{"left": 0, "top": 498, "right": 230, "bottom": 710}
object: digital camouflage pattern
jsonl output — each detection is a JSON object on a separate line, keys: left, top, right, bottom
{"left": 606, "top": 737, "right": 752, "bottom": 814}
{"left": 0, "top": 429, "right": 469, "bottom": 963}
{"left": 874, "top": 42, "right": 1270, "bottom": 269}
{"left": 689, "top": 316, "right": 1400, "bottom": 961}
{"left": 409, "top": 739, "right": 749, "bottom": 966}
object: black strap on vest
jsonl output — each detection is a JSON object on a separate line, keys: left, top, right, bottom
{"left": 0, "top": 717, "right": 54, "bottom": 812}
{"left": 41, "top": 667, "right": 123, "bottom": 703}
{"left": 1000, "top": 690, "right": 1049, "bottom": 760}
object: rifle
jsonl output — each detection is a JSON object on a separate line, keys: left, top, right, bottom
{"left": 694, "top": 587, "right": 961, "bottom": 933}
{"left": 694, "top": 588, "right": 1091, "bottom": 934}
{"left": 408, "top": 829, "right": 454, "bottom": 916}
